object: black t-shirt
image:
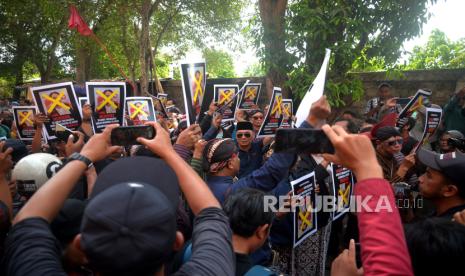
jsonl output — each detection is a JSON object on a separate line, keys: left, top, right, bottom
{"left": 0, "top": 201, "right": 11, "bottom": 261}
{"left": 235, "top": 253, "right": 252, "bottom": 276}
{"left": 438, "top": 204, "right": 465, "bottom": 220}
{"left": 2, "top": 217, "right": 66, "bottom": 275}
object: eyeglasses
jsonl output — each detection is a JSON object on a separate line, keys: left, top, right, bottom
{"left": 252, "top": 116, "right": 263, "bottom": 120}
{"left": 237, "top": 133, "right": 252, "bottom": 138}
{"left": 386, "top": 138, "right": 403, "bottom": 146}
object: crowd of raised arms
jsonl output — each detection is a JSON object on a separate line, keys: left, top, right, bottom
{"left": 0, "top": 82, "right": 464, "bottom": 276}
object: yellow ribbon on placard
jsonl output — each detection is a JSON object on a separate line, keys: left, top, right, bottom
{"left": 299, "top": 210, "right": 312, "bottom": 231}
{"left": 219, "top": 90, "right": 233, "bottom": 105}
{"left": 129, "top": 102, "right": 148, "bottom": 119}
{"left": 192, "top": 73, "right": 203, "bottom": 105}
{"left": 42, "top": 92, "right": 70, "bottom": 114}
{"left": 19, "top": 111, "right": 33, "bottom": 125}
{"left": 246, "top": 87, "right": 256, "bottom": 99}
{"left": 96, "top": 90, "right": 118, "bottom": 111}
{"left": 271, "top": 95, "right": 283, "bottom": 116}
{"left": 338, "top": 184, "right": 351, "bottom": 206}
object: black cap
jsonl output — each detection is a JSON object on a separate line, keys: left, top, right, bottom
{"left": 81, "top": 157, "right": 180, "bottom": 275}
{"left": 236, "top": 121, "right": 254, "bottom": 131}
{"left": 51, "top": 199, "right": 86, "bottom": 248}
{"left": 374, "top": 126, "right": 401, "bottom": 141}
{"left": 4, "top": 139, "right": 28, "bottom": 163}
{"left": 418, "top": 149, "right": 465, "bottom": 187}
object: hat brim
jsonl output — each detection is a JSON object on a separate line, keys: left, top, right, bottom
{"left": 91, "top": 157, "right": 180, "bottom": 210}
{"left": 417, "top": 148, "right": 441, "bottom": 171}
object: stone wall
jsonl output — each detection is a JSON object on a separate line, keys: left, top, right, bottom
{"left": 159, "top": 68, "right": 465, "bottom": 114}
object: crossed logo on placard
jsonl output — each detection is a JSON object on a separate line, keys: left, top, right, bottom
{"left": 219, "top": 90, "right": 233, "bottom": 105}
{"left": 42, "top": 92, "right": 70, "bottom": 114}
{"left": 192, "top": 73, "right": 203, "bottom": 105}
{"left": 19, "top": 111, "right": 33, "bottom": 125}
{"left": 96, "top": 90, "right": 118, "bottom": 111}
{"left": 271, "top": 95, "right": 283, "bottom": 116}
{"left": 283, "top": 104, "right": 291, "bottom": 117}
{"left": 246, "top": 87, "right": 256, "bottom": 99}
{"left": 338, "top": 184, "right": 351, "bottom": 206}
{"left": 129, "top": 102, "right": 148, "bottom": 119}
{"left": 299, "top": 209, "right": 313, "bottom": 231}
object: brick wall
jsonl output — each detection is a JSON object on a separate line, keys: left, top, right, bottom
{"left": 159, "top": 68, "right": 465, "bottom": 114}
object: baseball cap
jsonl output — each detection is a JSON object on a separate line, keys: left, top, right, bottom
{"left": 418, "top": 149, "right": 465, "bottom": 188}
{"left": 4, "top": 139, "right": 28, "bottom": 163}
{"left": 81, "top": 157, "right": 180, "bottom": 275}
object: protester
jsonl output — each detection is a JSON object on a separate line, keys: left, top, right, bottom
{"left": 443, "top": 87, "right": 465, "bottom": 135}
{"left": 2, "top": 123, "right": 235, "bottom": 275}
{"left": 249, "top": 109, "right": 265, "bottom": 134}
{"left": 364, "top": 82, "right": 393, "bottom": 119}
{"left": 234, "top": 121, "right": 264, "bottom": 178}
{"left": 374, "top": 126, "right": 415, "bottom": 183}
{"left": 404, "top": 218, "right": 465, "bottom": 276}
{"left": 322, "top": 124, "right": 413, "bottom": 276}
{"left": 417, "top": 149, "right": 465, "bottom": 218}
{"left": 223, "top": 188, "right": 275, "bottom": 275}
{"left": 438, "top": 130, "right": 464, "bottom": 153}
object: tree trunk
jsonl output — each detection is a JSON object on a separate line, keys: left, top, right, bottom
{"left": 258, "top": 0, "right": 289, "bottom": 99}
{"left": 76, "top": 45, "right": 90, "bottom": 84}
{"left": 138, "top": 0, "right": 153, "bottom": 96}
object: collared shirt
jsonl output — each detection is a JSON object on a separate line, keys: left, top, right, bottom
{"left": 237, "top": 140, "right": 264, "bottom": 179}
{"left": 376, "top": 150, "right": 403, "bottom": 184}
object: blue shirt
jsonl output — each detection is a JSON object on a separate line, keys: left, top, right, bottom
{"left": 238, "top": 140, "right": 264, "bottom": 179}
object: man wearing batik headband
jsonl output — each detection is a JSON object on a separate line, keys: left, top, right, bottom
{"left": 202, "top": 137, "right": 296, "bottom": 204}
{"left": 374, "top": 126, "right": 416, "bottom": 184}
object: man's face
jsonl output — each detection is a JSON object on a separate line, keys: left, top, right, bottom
{"left": 229, "top": 153, "right": 240, "bottom": 174}
{"left": 342, "top": 113, "right": 353, "bottom": 120}
{"left": 419, "top": 167, "right": 450, "bottom": 199}
{"left": 439, "top": 133, "right": 453, "bottom": 152}
{"left": 334, "top": 120, "right": 349, "bottom": 132}
{"left": 379, "top": 86, "right": 391, "bottom": 100}
{"left": 251, "top": 112, "right": 264, "bottom": 128}
{"left": 51, "top": 93, "right": 59, "bottom": 99}
{"left": 379, "top": 136, "right": 403, "bottom": 155}
{"left": 236, "top": 130, "right": 254, "bottom": 147}
{"left": 104, "top": 91, "right": 112, "bottom": 97}
{"left": 82, "top": 104, "right": 92, "bottom": 119}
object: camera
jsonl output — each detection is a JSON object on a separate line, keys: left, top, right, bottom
{"left": 448, "top": 137, "right": 465, "bottom": 152}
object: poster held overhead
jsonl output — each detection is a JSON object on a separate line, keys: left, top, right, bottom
{"left": 279, "top": 99, "right": 294, "bottom": 129}
{"left": 126, "top": 97, "right": 156, "bottom": 125}
{"left": 257, "top": 87, "right": 283, "bottom": 137}
{"left": 86, "top": 82, "right": 126, "bottom": 133}
{"left": 31, "top": 82, "right": 82, "bottom": 140}
{"left": 78, "top": 97, "right": 88, "bottom": 118}
{"left": 157, "top": 93, "right": 168, "bottom": 106}
{"left": 295, "top": 49, "right": 331, "bottom": 127}
{"left": 180, "top": 61, "right": 206, "bottom": 126}
{"left": 414, "top": 107, "right": 442, "bottom": 152}
{"left": 396, "top": 89, "right": 432, "bottom": 128}
{"left": 214, "top": 84, "right": 239, "bottom": 122}
{"left": 291, "top": 172, "right": 317, "bottom": 247}
{"left": 237, "top": 83, "right": 261, "bottom": 110}
{"left": 12, "top": 106, "right": 37, "bottom": 141}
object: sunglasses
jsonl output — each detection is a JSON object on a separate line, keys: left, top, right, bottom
{"left": 237, "top": 133, "right": 252, "bottom": 138}
{"left": 386, "top": 138, "right": 403, "bottom": 146}
{"left": 252, "top": 116, "right": 263, "bottom": 120}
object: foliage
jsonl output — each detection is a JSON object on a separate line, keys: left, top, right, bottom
{"left": 243, "top": 62, "right": 266, "bottom": 77}
{"left": 251, "top": 0, "right": 436, "bottom": 107}
{"left": 202, "top": 47, "right": 236, "bottom": 78}
{"left": 405, "top": 29, "right": 465, "bottom": 70}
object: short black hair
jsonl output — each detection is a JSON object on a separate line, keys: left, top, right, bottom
{"left": 335, "top": 118, "right": 359, "bottom": 134}
{"left": 364, "top": 118, "right": 379, "bottom": 125}
{"left": 378, "top": 82, "right": 391, "bottom": 90}
{"left": 342, "top": 110, "right": 357, "bottom": 118}
{"left": 223, "top": 188, "right": 274, "bottom": 238}
{"left": 405, "top": 218, "right": 465, "bottom": 276}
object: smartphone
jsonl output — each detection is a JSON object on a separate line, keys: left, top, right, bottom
{"left": 111, "top": 125, "right": 155, "bottom": 146}
{"left": 55, "top": 123, "right": 78, "bottom": 143}
{"left": 274, "top": 129, "right": 335, "bottom": 154}
{"left": 355, "top": 242, "right": 362, "bottom": 268}
{"left": 396, "top": 98, "right": 411, "bottom": 106}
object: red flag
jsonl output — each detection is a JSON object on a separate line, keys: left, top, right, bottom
{"left": 68, "top": 5, "right": 93, "bottom": 36}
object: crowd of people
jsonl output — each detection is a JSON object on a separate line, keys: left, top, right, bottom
{"left": 0, "top": 82, "right": 464, "bottom": 276}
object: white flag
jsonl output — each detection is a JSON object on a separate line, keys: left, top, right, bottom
{"left": 295, "top": 49, "right": 331, "bottom": 127}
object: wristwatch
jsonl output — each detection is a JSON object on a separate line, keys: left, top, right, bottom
{"left": 68, "top": 152, "right": 93, "bottom": 168}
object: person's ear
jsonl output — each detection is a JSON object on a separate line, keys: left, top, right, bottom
{"left": 443, "top": 184, "right": 459, "bottom": 198}
{"left": 173, "top": 231, "right": 185, "bottom": 252}
{"left": 71, "top": 234, "right": 88, "bottom": 264}
{"left": 255, "top": 224, "right": 270, "bottom": 241}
